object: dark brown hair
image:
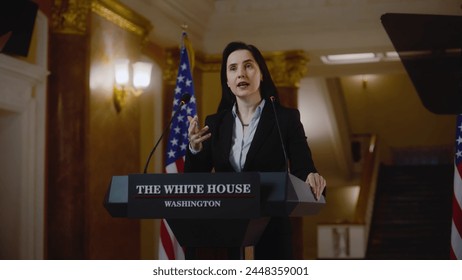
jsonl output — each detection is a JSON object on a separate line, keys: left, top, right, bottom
{"left": 217, "top": 41, "right": 280, "bottom": 112}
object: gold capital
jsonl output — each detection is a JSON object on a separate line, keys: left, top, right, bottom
{"left": 264, "top": 50, "right": 309, "bottom": 88}
{"left": 164, "top": 49, "right": 179, "bottom": 85}
{"left": 165, "top": 50, "right": 308, "bottom": 88}
{"left": 52, "top": 0, "right": 91, "bottom": 35}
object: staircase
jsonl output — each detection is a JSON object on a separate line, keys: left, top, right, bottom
{"left": 366, "top": 164, "right": 453, "bottom": 259}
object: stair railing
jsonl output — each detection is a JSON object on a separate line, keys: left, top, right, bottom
{"left": 317, "top": 133, "right": 379, "bottom": 259}
{"left": 354, "top": 133, "right": 379, "bottom": 226}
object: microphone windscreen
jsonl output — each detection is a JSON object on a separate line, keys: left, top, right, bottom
{"left": 181, "top": 93, "right": 191, "bottom": 104}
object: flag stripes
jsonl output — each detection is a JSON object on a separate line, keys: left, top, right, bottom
{"left": 159, "top": 219, "right": 185, "bottom": 260}
{"left": 451, "top": 114, "right": 462, "bottom": 259}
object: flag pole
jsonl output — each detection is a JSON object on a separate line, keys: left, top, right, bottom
{"left": 158, "top": 26, "right": 197, "bottom": 260}
{"left": 181, "top": 24, "right": 195, "bottom": 72}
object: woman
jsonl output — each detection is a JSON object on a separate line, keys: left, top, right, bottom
{"left": 185, "top": 41, "right": 326, "bottom": 259}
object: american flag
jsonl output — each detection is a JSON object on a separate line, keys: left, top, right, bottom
{"left": 451, "top": 114, "right": 462, "bottom": 259}
{"left": 159, "top": 32, "right": 196, "bottom": 260}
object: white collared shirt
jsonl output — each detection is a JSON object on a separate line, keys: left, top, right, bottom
{"left": 229, "top": 99, "right": 266, "bottom": 172}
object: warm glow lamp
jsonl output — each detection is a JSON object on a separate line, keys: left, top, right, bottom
{"left": 132, "top": 61, "right": 152, "bottom": 95}
{"left": 113, "top": 59, "right": 152, "bottom": 113}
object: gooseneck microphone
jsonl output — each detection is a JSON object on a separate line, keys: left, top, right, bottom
{"left": 269, "top": 96, "right": 289, "bottom": 172}
{"left": 142, "top": 93, "right": 191, "bottom": 174}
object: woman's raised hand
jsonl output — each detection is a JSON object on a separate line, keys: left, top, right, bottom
{"left": 187, "top": 115, "right": 211, "bottom": 152}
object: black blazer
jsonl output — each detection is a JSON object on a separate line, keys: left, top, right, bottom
{"left": 184, "top": 101, "right": 318, "bottom": 259}
{"left": 185, "top": 101, "right": 317, "bottom": 180}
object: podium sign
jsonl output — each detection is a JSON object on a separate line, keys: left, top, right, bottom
{"left": 105, "top": 172, "right": 325, "bottom": 219}
{"left": 126, "top": 172, "right": 260, "bottom": 219}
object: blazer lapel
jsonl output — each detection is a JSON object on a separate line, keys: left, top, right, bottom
{"left": 243, "top": 102, "right": 275, "bottom": 170}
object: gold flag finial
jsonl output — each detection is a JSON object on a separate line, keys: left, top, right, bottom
{"left": 181, "top": 26, "right": 195, "bottom": 71}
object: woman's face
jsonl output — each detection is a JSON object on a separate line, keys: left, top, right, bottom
{"left": 226, "top": 49, "right": 262, "bottom": 100}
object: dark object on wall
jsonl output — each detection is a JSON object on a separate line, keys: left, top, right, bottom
{"left": 351, "top": 141, "right": 362, "bottom": 162}
{"left": 381, "top": 13, "right": 462, "bottom": 115}
{"left": 0, "top": 0, "right": 39, "bottom": 57}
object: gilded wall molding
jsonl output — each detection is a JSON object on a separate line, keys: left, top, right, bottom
{"left": 164, "top": 49, "right": 308, "bottom": 88}
{"left": 164, "top": 49, "right": 221, "bottom": 85}
{"left": 51, "top": 0, "right": 152, "bottom": 38}
{"left": 163, "top": 49, "right": 179, "bottom": 85}
{"left": 91, "top": 0, "right": 152, "bottom": 39}
{"left": 51, "top": 0, "right": 91, "bottom": 35}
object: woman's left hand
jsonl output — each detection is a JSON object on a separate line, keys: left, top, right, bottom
{"left": 306, "top": 173, "right": 326, "bottom": 201}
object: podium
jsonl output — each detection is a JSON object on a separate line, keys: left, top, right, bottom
{"left": 104, "top": 172, "right": 325, "bottom": 259}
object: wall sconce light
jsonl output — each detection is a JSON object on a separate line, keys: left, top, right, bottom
{"left": 113, "top": 59, "right": 152, "bottom": 113}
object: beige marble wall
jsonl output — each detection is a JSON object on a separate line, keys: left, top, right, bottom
{"left": 86, "top": 12, "right": 146, "bottom": 259}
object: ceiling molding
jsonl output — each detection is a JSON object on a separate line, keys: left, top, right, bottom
{"left": 122, "top": 0, "right": 462, "bottom": 57}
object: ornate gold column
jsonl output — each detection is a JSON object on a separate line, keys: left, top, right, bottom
{"left": 265, "top": 50, "right": 308, "bottom": 260}
{"left": 48, "top": 0, "right": 153, "bottom": 260}
{"left": 47, "top": 0, "right": 91, "bottom": 259}
{"left": 265, "top": 50, "right": 308, "bottom": 108}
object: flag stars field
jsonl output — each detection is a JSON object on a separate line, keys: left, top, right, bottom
{"left": 456, "top": 150, "right": 462, "bottom": 158}
{"left": 167, "top": 150, "right": 176, "bottom": 158}
{"left": 170, "top": 138, "right": 178, "bottom": 146}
